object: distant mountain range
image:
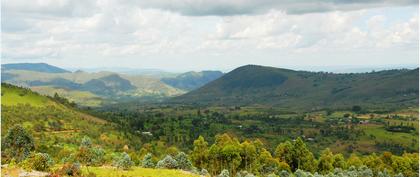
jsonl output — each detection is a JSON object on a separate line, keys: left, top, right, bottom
{"left": 172, "top": 65, "right": 419, "bottom": 110}
{"left": 0, "top": 63, "right": 223, "bottom": 106}
{"left": 2, "top": 63, "right": 71, "bottom": 73}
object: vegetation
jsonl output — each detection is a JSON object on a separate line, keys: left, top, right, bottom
{"left": 161, "top": 70, "right": 223, "bottom": 91}
{"left": 173, "top": 65, "right": 418, "bottom": 110}
{"left": 1, "top": 74, "right": 418, "bottom": 177}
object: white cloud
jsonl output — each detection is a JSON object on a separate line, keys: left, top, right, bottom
{"left": 1, "top": 0, "right": 418, "bottom": 70}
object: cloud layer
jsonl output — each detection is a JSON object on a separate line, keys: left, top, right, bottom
{"left": 1, "top": 0, "right": 418, "bottom": 70}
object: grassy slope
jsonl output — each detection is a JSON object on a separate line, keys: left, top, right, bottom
{"left": 1, "top": 85, "right": 52, "bottom": 106}
{"left": 83, "top": 167, "right": 200, "bottom": 177}
{"left": 31, "top": 85, "right": 103, "bottom": 107}
{"left": 1, "top": 84, "right": 135, "bottom": 160}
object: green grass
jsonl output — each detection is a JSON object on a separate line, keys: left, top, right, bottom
{"left": 83, "top": 167, "right": 201, "bottom": 177}
{"left": 1, "top": 85, "right": 52, "bottom": 106}
{"left": 31, "top": 86, "right": 103, "bottom": 107}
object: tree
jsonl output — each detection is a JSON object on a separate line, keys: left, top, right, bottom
{"left": 317, "top": 148, "right": 334, "bottom": 174}
{"left": 332, "top": 153, "right": 347, "bottom": 169}
{"left": 3, "top": 125, "right": 35, "bottom": 162}
{"left": 175, "top": 152, "right": 193, "bottom": 170}
{"left": 191, "top": 136, "right": 209, "bottom": 169}
{"left": 141, "top": 153, "right": 155, "bottom": 168}
{"left": 257, "top": 148, "right": 281, "bottom": 175}
{"left": 291, "top": 138, "right": 317, "bottom": 172}
{"left": 347, "top": 154, "right": 363, "bottom": 167}
{"left": 240, "top": 140, "right": 257, "bottom": 172}
{"left": 275, "top": 141, "right": 293, "bottom": 165}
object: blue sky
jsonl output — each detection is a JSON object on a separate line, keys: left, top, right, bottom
{"left": 1, "top": 0, "right": 418, "bottom": 72}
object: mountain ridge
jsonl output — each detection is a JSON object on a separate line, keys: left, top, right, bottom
{"left": 172, "top": 65, "right": 419, "bottom": 110}
{"left": 2, "top": 63, "right": 70, "bottom": 73}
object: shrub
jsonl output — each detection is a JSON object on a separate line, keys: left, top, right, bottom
{"left": 20, "top": 153, "right": 53, "bottom": 172}
{"left": 218, "top": 169, "right": 230, "bottom": 177}
{"left": 113, "top": 152, "right": 134, "bottom": 170}
{"left": 90, "top": 147, "right": 105, "bottom": 166}
{"left": 141, "top": 153, "right": 155, "bottom": 168}
{"left": 55, "top": 163, "right": 82, "bottom": 176}
{"left": 278, "top": 170, "right": 290, "bottom": 177}
{"left": 200, "top": 168, "right": 210, "bottom": 176}
{"left": 31, "top": 153, "right": 53, "bottom": 171}
{"left": 156, "top": 155, "right": 178, "bottom": 169}
{"left": 174, "top": 152, "right": 193, "bottom": 170}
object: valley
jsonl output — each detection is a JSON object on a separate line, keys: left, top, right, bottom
{"left": 1, "top": 63, "right": 419, "bottom": 177}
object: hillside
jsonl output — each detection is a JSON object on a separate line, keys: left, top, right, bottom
{"left": 2, "top": 63, "right": 70, "bottom": 73}
{"left": 0, "top": 83, "right": 139, "bottom": 155}
{"left": 161, "top": 71, "right": 223, "bottom": 91}
{"left": 172, "top": 65, "right": 419, "bottom": 110}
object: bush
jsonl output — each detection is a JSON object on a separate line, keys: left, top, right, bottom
{"left": 200, "top": 168, "right": 210, "bottom": 176}
{"left": 113, "top": 152, "right": 134, "bottom": 170}
{"left": 278, "top": 170, "right": 290, "bottom": 177}
{"left": 174, "top": 152, "right": 193, "bottom": 170}
{"left": 90, "top": 147, "right": 105, "bottom": 166}
{"left": 21, "top": 153, "right": 53, "bottom": 172}
{"left": 141, "top": 153, "right": 155, "bottom": 168}
{"left": 218, "top": 169, "right": 230, "bottom": 177}
{"left": 156, "top": 155, "right": 178, "bottom": 169}
{"left": 32, "top": 153, "right": 53, "bottom": 171}
{"left": 55, "top": 163, "right": 82, "bottom": 176}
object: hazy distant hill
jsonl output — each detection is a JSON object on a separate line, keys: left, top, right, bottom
{"left": 1, "top": 63, "right": 185, "bottom": 106}
{"left": 2, "top": 63, "right": 70, "bottom": 73}
{"left": 161, "top": 71, "right": 223, "bottom": 91}
{"left": 173, "top": 65, "right": 419, "bottom": 110}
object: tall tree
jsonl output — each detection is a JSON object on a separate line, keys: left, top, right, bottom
{"left": 3, "top": 125, "right": 35, "bottom": 162}
{"left": 191, "top": 136, "right": 209, "bottom": 169}
{"left": 318, "top": 148, "right": 334, "bottom": 174}
{"left": 291, "top": 137, "right": 317, "bottom": 172}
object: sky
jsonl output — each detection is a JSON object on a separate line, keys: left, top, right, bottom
{"left": 1, "top": 0, "right": 419, "bottom": 72}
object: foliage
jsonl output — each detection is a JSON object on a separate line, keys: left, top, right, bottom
{"left": 175, "top": 152, "right": 193, "bottom": 170}
{"left": 2, "top": 124, "right": 35, "bottom": 162}
{"left": 76, "top": 136, "right": 105, "bottom": 166}
{"left": 218, "top": 169, "right": 230, "bottom": 177}
{"left": 54, "top": 162, "right": 82, "bottom": 176}
{"left": 191, "top": 136, "right": 209, "bottom": 169}
{"left": 156, "top": 155, "right": 178, "bottom": 169}
{"left": 113, "top": 152, "right": 134, "bottom": 170}
{"left": 31, "top": 153, "right": 53, "bottom": 171}
{"left": 142, "top": 153, "right": 155, "bottom": 168}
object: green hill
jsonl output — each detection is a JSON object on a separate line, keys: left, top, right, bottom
{"left": 2, "top": 63, "right": 70, "bottom": 73}
{"left": 172, "top": 65, "right": 419, "bottom": 110}
{"left": 0, "top": 83, "right": 139, "bottom": 161}
{"left": 161, "top": 71, "right": 223, "bottom": 91}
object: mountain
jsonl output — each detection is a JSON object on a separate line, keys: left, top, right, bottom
{"left": 2, "top": 63, "right": 70, "bottom": 73}
{"left": 161, "top": 71, "right": 223, "bottom": 91}
{"left": 172, "top": 65, "right": 419, "bottom": 110}
{"left": 1, "top": 64, "right": 185, "bottom": 106}
{"left": 81, "top": 74, "right": 136, "bottom": 95}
